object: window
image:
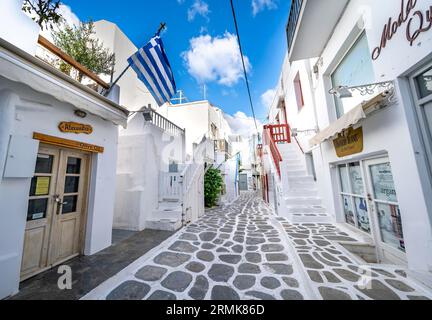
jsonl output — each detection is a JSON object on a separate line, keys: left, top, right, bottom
{"left": 415, "top": 66, "right": 432, "bottom": 99}
{"left": 369, "top": 162, "right": 405, "bottom": 252}
{"left": 338, "top": 162, "right": 371, "bottom": 234}
{"left": 294, "top": 72, "right": 304, "bottom": 111}
{"left": 331, "top": 32, "right": 375, "bottom": 118}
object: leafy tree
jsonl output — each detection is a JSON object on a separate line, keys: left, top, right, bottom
{"left": 22, "top": 0, "right": 62, "bottom": 30}
{"left": 51, "top": 21, "right": 115, "bottom": 82}
{"left": 204, "top": 168, "right": 224, "bottom": 208}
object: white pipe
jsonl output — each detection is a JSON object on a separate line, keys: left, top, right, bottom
{"left": 0, "top": 89, "right": 17, "bottom": 180}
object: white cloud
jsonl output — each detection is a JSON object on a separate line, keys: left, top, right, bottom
{"left": 261, "top": 88, "right": 276, "bottom": 110}
{"left": 182, "top": 32, "right": 251, "bottom": 86}
{"left": 252, "top": 0, "right": 278, "bottom": 16}
{"left": 58, "top": 4, "right": 80, "bottom": 27}
{"left": 225, "top": 111, "right": 263, "bottom": 138}
{"left": 188, "top": 0, "right": 210, "bottom": 21}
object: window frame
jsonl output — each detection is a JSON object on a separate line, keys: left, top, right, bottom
{"left": 293, "top": 72, "right": 305, "bottom": 112}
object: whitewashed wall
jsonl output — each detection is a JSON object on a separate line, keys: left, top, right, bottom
{"left": 114, "top": 114, "right": 185, "bottom": 231}
{"left": 0, "top": 78, "right": 120, "bottom": 298}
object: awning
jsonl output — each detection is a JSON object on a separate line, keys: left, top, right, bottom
{"left": 309, "top": 104, "right": 366, "bottom": 147}
{"left": 309, "top": 90, "right": 395, "bottom": 147}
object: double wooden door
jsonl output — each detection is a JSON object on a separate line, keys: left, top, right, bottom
{"left": 21, "top": 144, "right": 90, "bottom": 280}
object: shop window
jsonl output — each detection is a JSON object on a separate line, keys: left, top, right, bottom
{"left": 369, "top": 162, "right": 405, "bottom": 252}
{"left": 294, "top": 72, "right": 304, "bottom": 111}
{"left": 331, "top": 32, "right": 375, "bottom": 118}
{"left": 338, "top": 163, "right": 371, "bottom": 234}
{"left": 415, "top": 66, "right": 432, "bottom": 99}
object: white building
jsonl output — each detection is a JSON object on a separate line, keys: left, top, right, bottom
{"left": 263, "top": 0, "right": 432, "bottom": 279}
{"left": 159, "top": 101, "right": 240, "bottom": 204}
{"left": 0, "top": 1, "right": 129, "bottom": 299}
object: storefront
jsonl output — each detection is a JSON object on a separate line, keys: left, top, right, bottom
{"left": 305, "top": 0, "right": 432, "bottom": 272}
{"left": 0, "top": 30, "right": 128, "bottom": 299}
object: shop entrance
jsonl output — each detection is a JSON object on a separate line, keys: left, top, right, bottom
{"left": 338, "top": 157, "right": 406, "bottom": 265}
{"left": 364, "top": 158, "right": 406, "bottom": 265}
{"left": 21, "top": 144, "right": 90, "bottom": 280}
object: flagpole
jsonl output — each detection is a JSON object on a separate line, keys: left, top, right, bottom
{"left": 103, "top": 22, "right": 167, "bottom": 97}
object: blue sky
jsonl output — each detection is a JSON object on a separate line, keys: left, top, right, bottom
{"left": 61, "top": 0, "right": 290, "bottom": 124}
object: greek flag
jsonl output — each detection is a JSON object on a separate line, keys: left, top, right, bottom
{"left": 128, "top": 36, "right": 176, "bottom": 106}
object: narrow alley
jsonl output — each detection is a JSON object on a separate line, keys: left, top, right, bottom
{"left": 82, "top": 192, "right": 432, "bottom": 300}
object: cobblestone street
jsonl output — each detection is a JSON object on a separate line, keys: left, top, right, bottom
{"left": 82, "top": 192, "right": 432, "bottom": 300}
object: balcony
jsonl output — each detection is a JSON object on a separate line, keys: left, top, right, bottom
{"left": 286, "top": 0, "right": 349, "bottom": 62}
{"left": 215, "top": 139, "right": 233, "bottom": 158}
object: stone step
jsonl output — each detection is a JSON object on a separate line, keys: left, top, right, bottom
{"left": 285, "top": 204, "right": 327, "bottom": 214}
{"left": 289, "top": 175, "right": 314, "bottom": 181}
{"left": 285, "top": 164, "right": 305, "bottom": 171}
{"left": 286, "top": 189, "right": 318, "bottom": 197}
{"left": 287, "top": 170, "right": 308, "bottom": 177}
{"left": 146, "top": 218, "right": 182, "bottom": 231}
{"left": 285, "top": 196, "right": 323, "bottom": 206}
{"left": 289, "top": 213, "right": 333, "bottom": 224}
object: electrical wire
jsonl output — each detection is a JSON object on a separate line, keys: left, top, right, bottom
{"left": 229, "top": 0, "right": 260, "bottom": 135}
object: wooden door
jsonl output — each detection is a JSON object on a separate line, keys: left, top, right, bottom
{"left": 21, "top": 145, "right": 90, "bottom": 280}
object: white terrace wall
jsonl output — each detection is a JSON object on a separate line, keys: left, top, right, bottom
{"left": 94, "top": 20, "right": 157, "bottom": 112}
{"left": 159, "top": 102, "right": 210, "bottom": 159}
{"left": 114, "top": 114, "right": 185, "bottom": 231}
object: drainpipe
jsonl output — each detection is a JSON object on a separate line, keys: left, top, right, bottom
{"left": 0, "top": 89, "right": 18, "bottom": 181}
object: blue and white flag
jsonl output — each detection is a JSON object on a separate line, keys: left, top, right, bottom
{"left": 128, "top": 36, "right": 176, "bottom": 106}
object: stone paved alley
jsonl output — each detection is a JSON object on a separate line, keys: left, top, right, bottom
{"left": 83, "top": 192, "right": 432, "bottom": 300}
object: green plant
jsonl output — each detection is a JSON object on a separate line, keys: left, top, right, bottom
{"left": 22, "top": 0, "right": 62, "bottom": 30}
{"left": 204, "top": 168, "right": 224, "bottom": 208}
{"left": 51, "top": 21, "right": 115, "bottom": 82}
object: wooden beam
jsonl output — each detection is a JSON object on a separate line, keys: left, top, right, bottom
{"left": 33, "top": 132, "right": 104, "bottom": 153}
{"left": 37, "top": 35, "right": 110, "bottom": 89}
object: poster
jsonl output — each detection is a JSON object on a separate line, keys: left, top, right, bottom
{"left": 370, "top": 163, "right": 398, "bottom": 202}
{"left": 377, "top": 203, "right": 405, "bottom": 252}
{"left": 349, "top": 163, "right": 364, "bottom": 195}
{"left": 35, "top": 177, "right": 50, "bottom": 196}
{"left": 354, "top": 197, "right": 370, "bottom": 233}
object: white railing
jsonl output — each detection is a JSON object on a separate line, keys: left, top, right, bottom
{"left": 159, "top": 172, "right": 183, "bottom": 200}
{"left": 182, "top": 163, "right": 205, "bottom": 224}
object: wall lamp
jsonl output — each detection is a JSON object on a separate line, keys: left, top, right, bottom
{"left": 74, "top": 109, "right": 87, "bottom": 118}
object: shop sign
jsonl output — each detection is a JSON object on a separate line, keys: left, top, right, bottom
{"left": 33, "top": 132, "right": 104, "bottom": 153}
{"left": 59, "top": 122, "right": 93, "bottom": 135}
{"left": 333, "top": 127, "right": 364, "bottom": 158}
{"left": 372, "top": 0, "right": 432, "bottom": 60}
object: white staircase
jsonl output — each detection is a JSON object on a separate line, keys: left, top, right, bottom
{"left": 148, "top": 162, "right": 204, "bottom": 231}
{"left": 278, "top": 143, "right": 333, "bottom": 223}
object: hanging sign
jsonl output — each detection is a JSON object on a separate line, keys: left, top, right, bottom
{"left": 372, "top": 0, "right": 432, "bottom": 60}
{"left": 333, "top": 127, "right": 364, "bottom": 158}
{"left": 59, "top": 122, "right": 93, "bottom": 135}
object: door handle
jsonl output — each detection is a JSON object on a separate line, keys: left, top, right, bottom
{"left": 54, "top": 195, "right": 68, "bottom": 215}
